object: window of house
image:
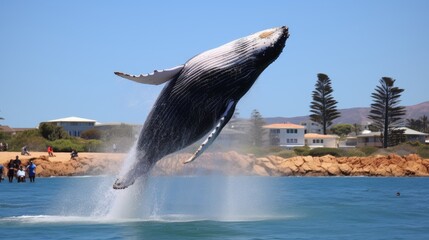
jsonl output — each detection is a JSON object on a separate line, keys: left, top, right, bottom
{"left": 271, "top": 129, "right": 280, "bottom": 134}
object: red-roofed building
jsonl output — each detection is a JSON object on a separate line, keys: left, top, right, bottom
{"left": 264, "top": 123, "right": 340, "bottom": 149}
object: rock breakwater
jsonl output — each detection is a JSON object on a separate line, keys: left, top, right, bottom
{"left": 2, "top": 151, "right": 428, "bottom": 177}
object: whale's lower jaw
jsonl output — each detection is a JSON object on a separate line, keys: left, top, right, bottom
{"left": 113, "top": 178, "right": 135, "bottom": 190}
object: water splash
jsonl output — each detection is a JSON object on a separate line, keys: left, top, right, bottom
{"left": 54, "top": 143, "right": 282, "bottom": 222}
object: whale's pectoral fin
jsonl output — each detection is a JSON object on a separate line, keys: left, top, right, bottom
{"left": 114, "top": 65, "right": 184, "bottom": 85}
{"left": 184, "top": 100, "right": 236, "bottom": 164}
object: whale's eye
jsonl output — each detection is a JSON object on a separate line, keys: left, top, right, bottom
{"left": 259, "top": 30, "right": 274, "bottom": 39}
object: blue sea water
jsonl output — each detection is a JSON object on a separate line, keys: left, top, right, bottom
{"left": 0, "top": 176, "right": 428, "bottom": 240}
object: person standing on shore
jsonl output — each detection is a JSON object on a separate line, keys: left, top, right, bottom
{"left": 17, "top": 166, "right": 26, "bottom": 183}
{"left": 47, "top": 146, "right": 55, "bottom": 157}
{"left": 13, "top": 156, "right": 21, "bottom": 170}
{"left": 0, "top": 163, "right": 4, "bottom": 182}
{"left": 27, "top": 160, "right": 36, "bottom": 182}
{"left": 7, "top": 160, "right": 14, "bottom": 182}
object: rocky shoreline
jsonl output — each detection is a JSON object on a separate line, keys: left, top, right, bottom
{"left": 2, "top": 151, "right": 428, "bottom": 177}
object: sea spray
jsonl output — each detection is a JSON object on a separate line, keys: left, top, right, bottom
{"left": 101, "top": 145, "right": 150, "bottom": 219}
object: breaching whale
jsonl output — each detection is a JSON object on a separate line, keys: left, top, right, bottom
{"left": 113, "top": 26, "right": 289, "bottom": 189}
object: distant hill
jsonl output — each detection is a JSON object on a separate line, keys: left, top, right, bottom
{"left": 264, "top": 101, "right": 429, "bottom": 125}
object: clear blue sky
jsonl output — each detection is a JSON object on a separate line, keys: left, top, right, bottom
{"left": 1, "top": 0, "right": 428, "bottom": 128}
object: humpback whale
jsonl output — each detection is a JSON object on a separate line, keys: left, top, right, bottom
{"left": 113, "top": 26, "right": 289, "bottom": 189}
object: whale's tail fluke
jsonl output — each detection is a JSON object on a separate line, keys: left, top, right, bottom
{"left": 113, "top": 150, "right": 154, "bottom": 190}
{"left": 113, "top": 178, "right": 135, "bottom": 189}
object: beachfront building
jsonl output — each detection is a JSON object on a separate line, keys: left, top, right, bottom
{"left": 305, "top": 133, "right": 340, "bottom": 149}
{"left": 47, "top": 116, "right": 96, "bottom": 137}
{"left": 356, "top": 127, "right": 428, "bottom": 147}
{"left": 300, "top": 120, "right": 322, "bottom": 134}
{"left": 264, "top": 123, "right": 305, "bottom": 148}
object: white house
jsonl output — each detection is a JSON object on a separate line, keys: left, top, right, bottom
{"left": 264, "top": 123, "right": 305, "bottom": 148}
{"left": 300, "top": 120, "right": 322, "bottom": 134}
{"left": 305, "top": 133, "right": 339, "bottom": 149}
{"left": 357, "top": 127, "right": 428, "bottom": 147}
{"left": 46, "top": 116, "right": 97, "bottom": 137}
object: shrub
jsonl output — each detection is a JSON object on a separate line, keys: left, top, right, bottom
{"left": 406, "top": 141, "right": 422, "bottom": 147}
{"left": 293, "top": 146, "right": 310, "bottom": 156}
{"left": 83, "top": 139, "right": 103, "bottom": 152}
{"left": 342, "top": 148, "right": 366, "bottom": 157}
{"left": 275, "top": 150, "right": 296, "bottom": 159}
{"left": 7, "top": 129, "right": 47, "bottom": 151}
{"left": 357, "top": 146, "right": 379, "bottom": 156}
{"left": 49, "top": 139, "right": 85, "bottom": 152}
{"left": 309, "top": 148, "right": 344, "bottom": 157}
{"left": 267, "top": 146, "right": 286, "bottom": 153}
{"left": 417, "top": 145, "right": 429, "bottom": 158}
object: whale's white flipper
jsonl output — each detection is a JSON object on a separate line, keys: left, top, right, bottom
{"left": 184, "top": 100, "right": 236, "bottom": 164}
{"left": 114, "top": 65, "right": 184, "bottom": 85}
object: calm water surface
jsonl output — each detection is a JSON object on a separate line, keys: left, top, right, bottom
{"left": 0, "top": 176, "right": 428, "bottom": 239}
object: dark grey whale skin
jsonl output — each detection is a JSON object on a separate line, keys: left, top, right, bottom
{"left": 114, "top": 27, "right": 289, "bottom": 189}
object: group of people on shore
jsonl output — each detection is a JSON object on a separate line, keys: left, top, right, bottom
{"left": 0, "top": 156, "right": 36, "bottom": 183}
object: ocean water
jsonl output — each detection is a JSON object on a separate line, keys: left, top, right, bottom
{"left": 0, "top": 176, "right": 428, "bottom": 240}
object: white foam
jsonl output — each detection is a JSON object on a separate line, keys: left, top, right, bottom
{"left": 1, "top": 214, "right": 295, "bottom": 224}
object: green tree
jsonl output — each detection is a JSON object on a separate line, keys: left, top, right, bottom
{"left": 249, "top": 109, "right": 266, "bottom": 147}
{"left": 368, "top": 77, "right": 406, "bottom": 148}
{"left": 310, "top": 73, "right": 341, "bottom": 134}
{"left": 406, "top": 118, "right": 422, "bottom": 132}
{"left": 353, "top": 123, "right": 362, "bottom": 136}
{"left": 330, "top": 124, "right": 353, "bottom": 136}
{"left": 422, "top": 115, "right": 429, "bottom": 133}
{"left": 81, "top": 129, "right": 102, "bottom": 140}
{"left": 406, "top": 115, "right": 428, "bottom": 133}
{"left": 39, "top": 122, "right": 70, "bottom": 141}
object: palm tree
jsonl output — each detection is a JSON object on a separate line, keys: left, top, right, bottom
{"left": 368, "top": 77, "right": 406, "bottom": 148}
{"left": 310, "top": 73, "right": 340, "bottom": 134}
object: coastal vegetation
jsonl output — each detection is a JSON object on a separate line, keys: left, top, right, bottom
{"left": 241, "top": 142, "right": 429, "bottom": 159}
{"left": 309, "top": 73, "right": 340, "bottom": 135}
{"left": 368, "top": 77, "right": 406, "bottom": 148}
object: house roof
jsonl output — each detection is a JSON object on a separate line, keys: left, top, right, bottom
{"left": 357, "top": 127, "right": 428, "bottom": 137}
{"left": 47, "top": 116, "right": 97, "bottom": 123}
{"left": 264, "top": 123, "right": 305, "bottom": 129}
{"left": 398, "top": 127, "right": 428, "bottom": 136}
{"left": 305, "top": 133, "right": 339, "bottom": 139}
{"left": 0, "top": 125, "right": 15, "bottom": 133}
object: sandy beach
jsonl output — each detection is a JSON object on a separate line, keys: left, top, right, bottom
{"left": 0, "top": 151, "right": 125, "bottom": 164}
{"left": 0, "top": 151, "right": 126, "bottom": 177}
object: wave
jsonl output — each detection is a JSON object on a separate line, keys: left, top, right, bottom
{"left": 0, "top": 214, "right": 296, "bottom": 224}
